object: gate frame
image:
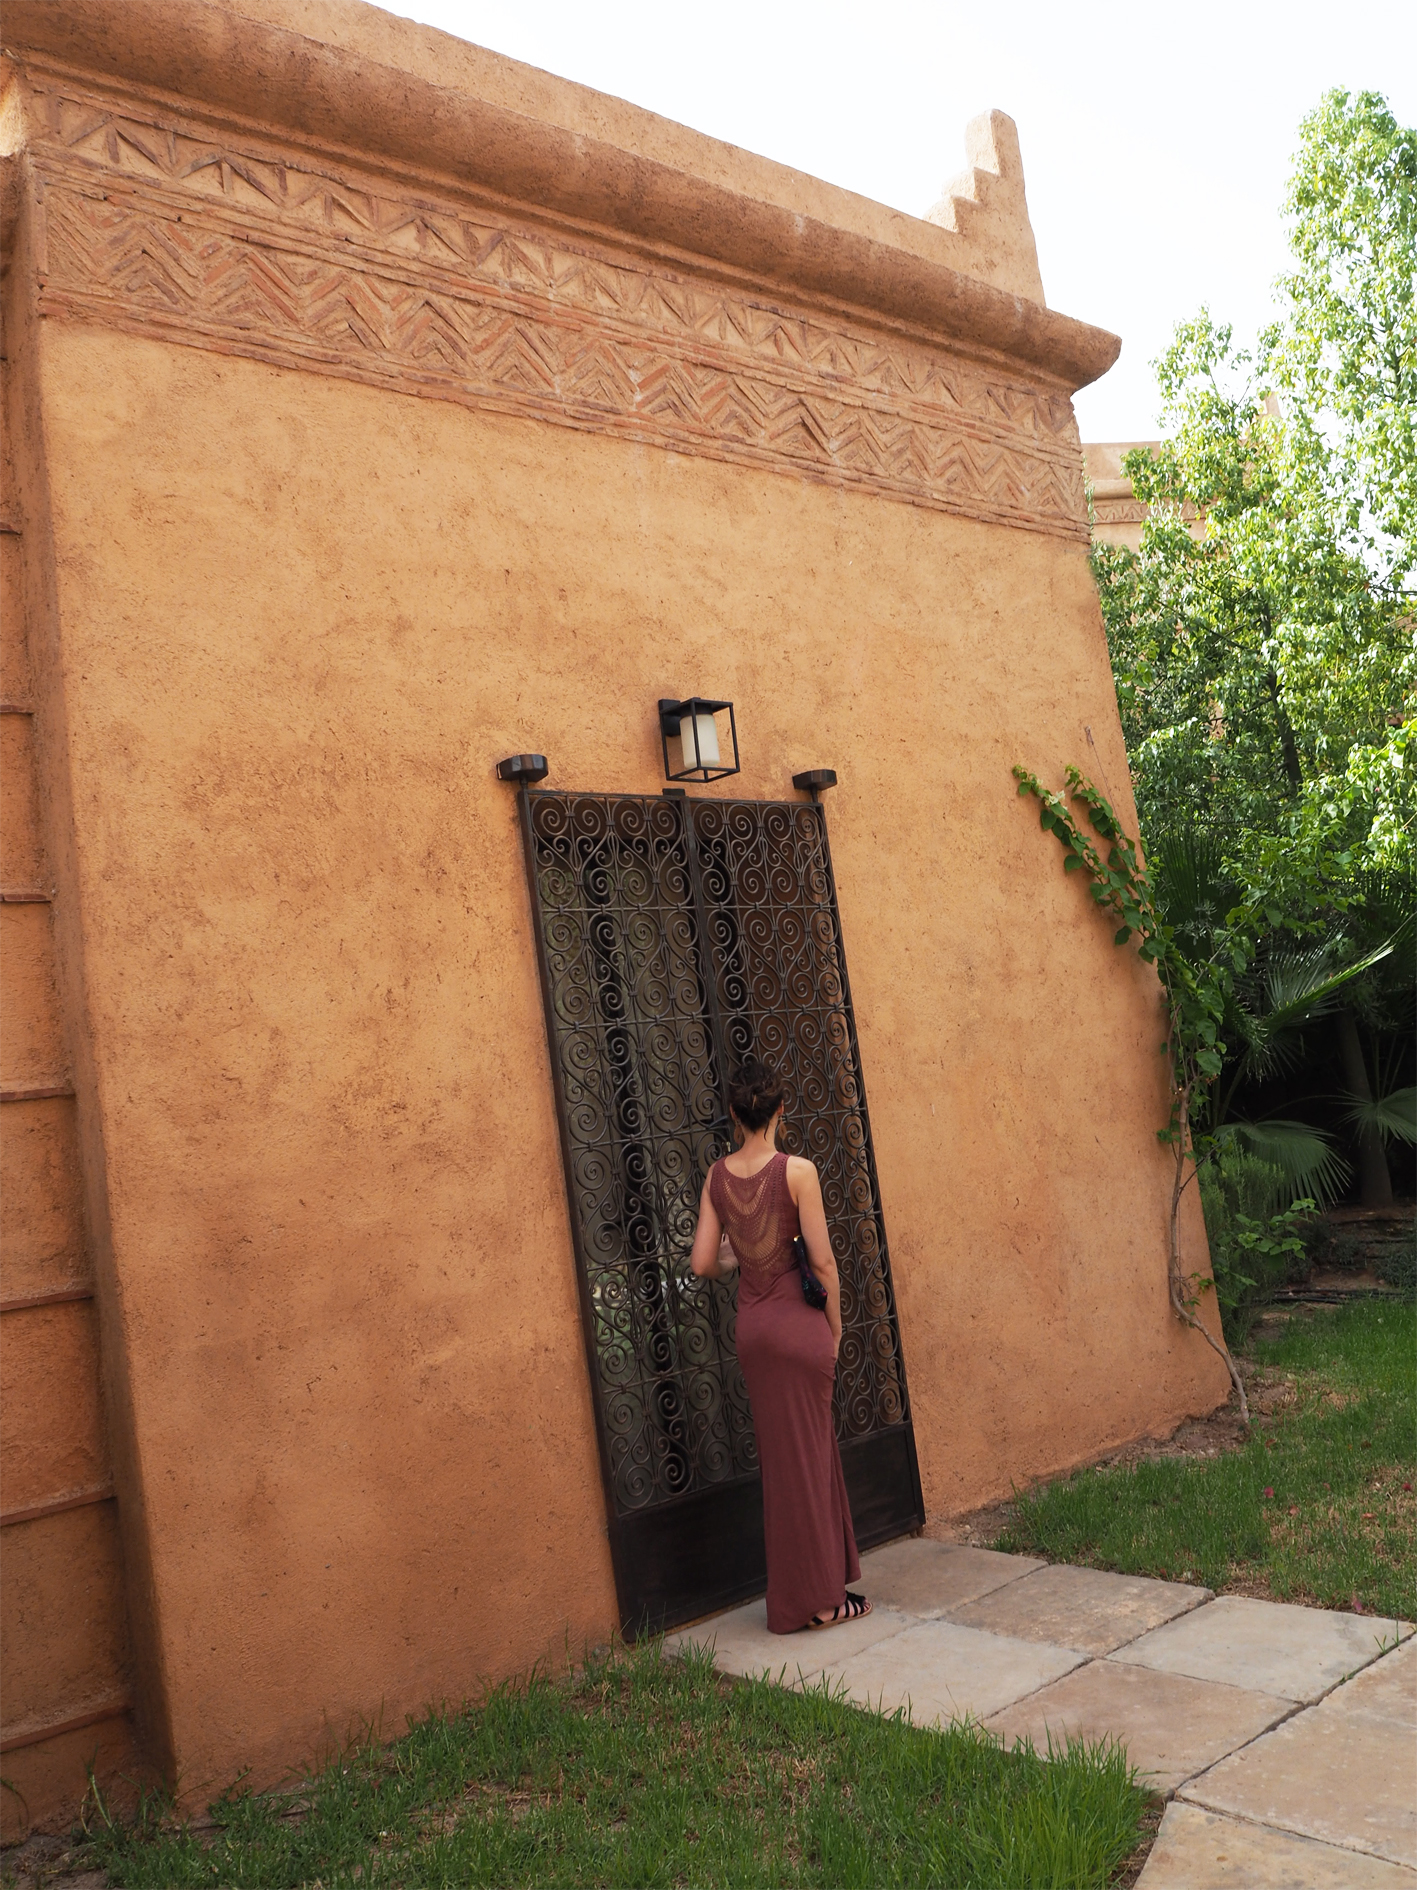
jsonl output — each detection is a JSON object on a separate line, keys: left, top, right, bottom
{"left": 517, "top": 785, "right": 924, "bottom": 1634}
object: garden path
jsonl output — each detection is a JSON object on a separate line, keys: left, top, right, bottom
{"left": 665, "top": 1536, "right": 1416, "bottom": 1886}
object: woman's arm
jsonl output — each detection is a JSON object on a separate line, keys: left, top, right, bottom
{"left": 787, "top": 1157, "right": 842, "bottom": 1356}
{"left": 688, "top": 1176, "right": 733, "bottom": 1279}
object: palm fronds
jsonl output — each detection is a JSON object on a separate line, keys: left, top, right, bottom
{"left": 1151, "top": 829, "right": 1240, "bottom": 957}
{"left": 1343, "top": 1085, "right": 1417, "bottom": 1147}
{"left": 1235, "top": 939, "right": 1395, "bottom": 1083}
{"left": 1216, "top": 1119, "right": 1351, "bottom": 1212}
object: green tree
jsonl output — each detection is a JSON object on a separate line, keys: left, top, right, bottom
{"left": 1090, "top": 88, "right": 1415, "bottom": 1211}
{"left": 1096, "top": 89, "right": 1415, "bottom": 905}
{"left": 1266, "top": 89, "right": 1416, "bottom": 586}
{"left": 1097, "top": 311, "right": 1413, "bottom": 890}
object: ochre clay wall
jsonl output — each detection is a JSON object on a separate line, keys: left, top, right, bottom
{"left": 0, "top": 180, "right": 138, "bottom": 1836}
{"left": 0, "top": 0, "right": 1229, "bottom": 1821}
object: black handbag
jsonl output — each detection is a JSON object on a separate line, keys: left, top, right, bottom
{"left": 793, "top": 1234, "right": 828, "bottom": 1310}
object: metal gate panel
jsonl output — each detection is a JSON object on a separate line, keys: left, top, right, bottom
{"left": 519, "top": 789, "right": 922, "bottom": 1633}
{"left": 689, "top": 799, "right": 909, "bottom": 1444}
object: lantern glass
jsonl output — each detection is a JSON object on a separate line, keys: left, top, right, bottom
{"left": 682, "top": 711, "right": 720, "bottom": 770}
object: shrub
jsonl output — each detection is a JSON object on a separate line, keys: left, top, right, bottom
{"left": 1200, "top": 1149, "right": 1314, "bottom": 1344}
{"left": 1376, "top": 1236, "right": 1417, "bottom": 1298}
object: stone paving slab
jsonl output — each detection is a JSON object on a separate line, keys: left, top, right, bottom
{"left": 1136, "top": 1802, "right": 1417, "bottom": 1888}
{"left": 1317, "top": 1633, "right": 1417, "bottom": 1727}
{"left": 811, "top": 1617, "right": 1086, "bottom": 1725}
{"left": 664, "top": 1540, "right": 1416, "bottom": 1876}
{"left": 984, "top": 1655, "right": 1293, "bottom": 1792}
{"left": 662, "top": 1597, "right": 912, "bottom": 1683}
{"left": 1112, "top": 1593, "right": 1411, "bottom": 1702}
{"left": 856, "top": 1538, "right": 1043, "bottom": 1616}
{"left": 947, "top": 1562, "right": 1209, "bottom": 1655}
{"left": 1181, "top": 1639, "right": 1417, "bottom": 1868}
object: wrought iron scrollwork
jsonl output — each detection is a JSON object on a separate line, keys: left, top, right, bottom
{"left": 526, "top": 793, "right": 754, "bottom": 1513}
{"left": 523, "top": 789, "right": 908, "bottom": 1519}
{"left": 691, "top": 799, "right": 907, "bottom": 1439}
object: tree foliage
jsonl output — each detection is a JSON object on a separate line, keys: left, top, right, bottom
{"left": 1011, "top": 763, "right": 1397, "bottom": 1386}
{"left": 1094, "top": 90, "right": 1415, "bottom": 933}
{"left": 1267, "top": 89, "right": 1416, "bottom": 585}
{"left": 1086, "top": 88, "right": 1414, "bottom": 1231}
{"left": 1013, "top": 92, "right": 1415, "bottom": 1363}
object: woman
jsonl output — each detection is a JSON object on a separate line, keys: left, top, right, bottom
{"left": 690, "top": 1057, "right": 869, "bottom": 1632}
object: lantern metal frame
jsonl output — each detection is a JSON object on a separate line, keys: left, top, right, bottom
{"left": 657, "top": 698, "right": 740, "bottom": 784}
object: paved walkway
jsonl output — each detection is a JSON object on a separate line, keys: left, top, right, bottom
{"left": 665, "top": 1538, "right": 1416, "bottom": 1885}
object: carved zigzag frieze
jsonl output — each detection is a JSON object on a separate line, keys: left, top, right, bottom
{"left": 26, "top": 78, "right": 1089, "bottom": 539}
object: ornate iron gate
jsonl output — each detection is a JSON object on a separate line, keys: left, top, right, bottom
{"left": 519, "top": 789, "right": 923, "bottom": 1633}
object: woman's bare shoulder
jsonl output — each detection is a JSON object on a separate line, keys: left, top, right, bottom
{"left": 784, "top": 1153, "right": 820, "bottom": 1187}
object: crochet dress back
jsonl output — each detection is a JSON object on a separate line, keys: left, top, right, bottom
{"left": 708, "top": 1151, "right": 798, "bottom": 1305}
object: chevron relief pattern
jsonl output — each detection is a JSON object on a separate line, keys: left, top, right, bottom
{"left": 31, "top": 93, "right": 1079, "bottom": 441}
{"left": 28, "top": 80, "right": 1088, "bottom": 539}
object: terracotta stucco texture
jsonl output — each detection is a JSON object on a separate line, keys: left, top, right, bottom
{"left": 0, "top": 1098, "right": 89, "bottom": 1299}
{"left": 1, "top": 902, "right": 67, "bottom": 1088}
{"left": 1, "top": 710, "right": 46, "bottom": 884}
{"left": 0, "top": 1300, "right": 109, "bottom": 1513}
{"left": 35, "top": 318, "right": 1227, "bottom": 1786}
{"left": 1, "top": 1503, "right": 130, "bottom": 1728}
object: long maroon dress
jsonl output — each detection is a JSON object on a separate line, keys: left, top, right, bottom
{"left": 709, "top": 1151, "right": 861, "bottom": 1632}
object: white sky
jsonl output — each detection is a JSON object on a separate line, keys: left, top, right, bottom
{"left": 389, "top": 0, "right": 1415, "bottom": 443}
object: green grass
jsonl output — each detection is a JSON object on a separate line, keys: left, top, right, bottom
{"left": 75, "top": 1641, "right": 1147, "bottom": 1889}
{"left": 998, "top": 1300, "right": 1416, "bottom": 1620}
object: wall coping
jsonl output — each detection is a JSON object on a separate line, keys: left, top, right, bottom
{"left": 2, "top": 0, "right": 1120, "bottom": 393}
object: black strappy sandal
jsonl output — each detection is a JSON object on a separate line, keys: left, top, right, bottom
{"left": 807, "top": 1591, "right": 872, "bottom": 1630}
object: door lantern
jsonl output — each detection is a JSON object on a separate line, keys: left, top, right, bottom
{"left": 658, "top": 698, "right": 740, "bottom": 784}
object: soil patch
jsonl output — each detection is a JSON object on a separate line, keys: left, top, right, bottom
{"left": 0, "top": 1832, "right": 106, "bottom": 1890}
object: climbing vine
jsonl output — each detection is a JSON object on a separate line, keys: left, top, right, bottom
{"left": 1013, "top": 764, "right": 1253, "bottom": 1424}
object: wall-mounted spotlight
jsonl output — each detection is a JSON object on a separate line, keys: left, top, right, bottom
{"left": 658, "top": 698, "right": 740, "bottom": 784}
{"left": 496, "top": 753, "right": 549, "bottom": 785}
{"left": 792, "top": 769, "right": 838, "bottom": 802}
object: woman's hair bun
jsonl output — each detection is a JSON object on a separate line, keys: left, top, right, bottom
{"left": 728, "top": 1057, "right": 785, "bottom": 1132}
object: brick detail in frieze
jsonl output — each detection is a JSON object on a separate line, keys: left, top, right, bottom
{"left": 1092, "top": 499, "right": 1148, "bottom": 527}
{"left": 26, "top": 80, "right": 1089, "bottom": 540}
